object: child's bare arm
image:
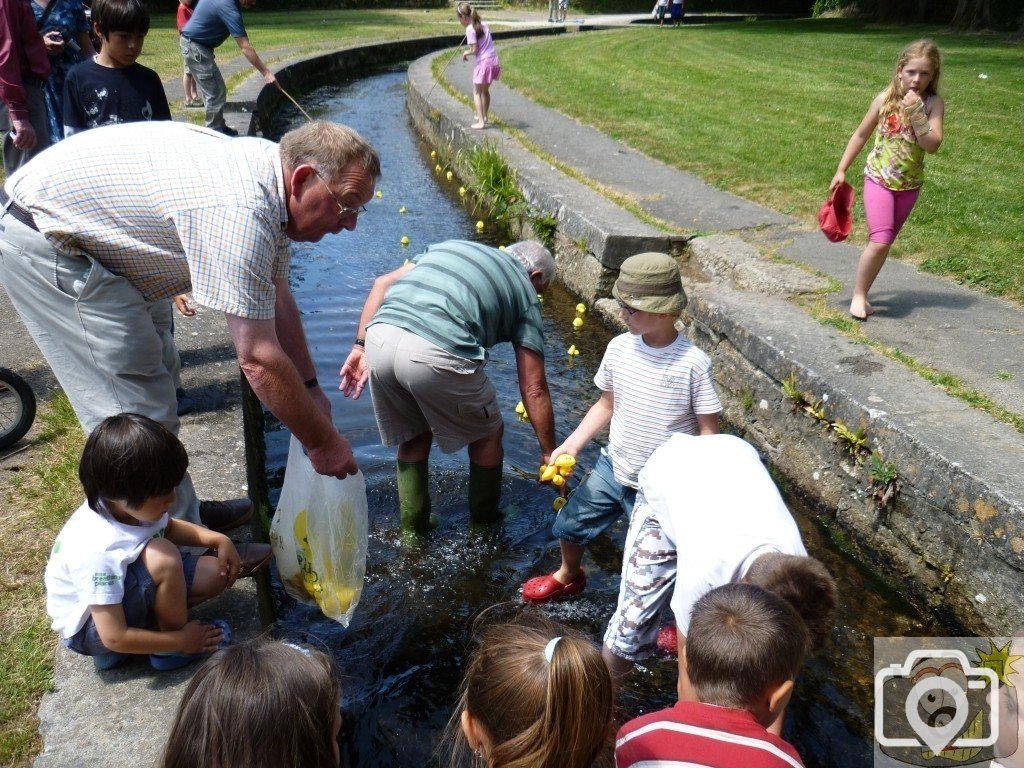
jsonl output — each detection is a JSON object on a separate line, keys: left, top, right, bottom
{"left": 90, "top": 604, "right": 223, "bottom": 655}
{"left": 695, "top": 411, "right": 720, "bottom": 435}
{"left": 166, "top": 518, "right": 240, "bottom": 587}
{"left": 550, "top": 389, "right": 614, "bottom": 459}
{"left": 830, "top": 94, "right": 883, "bottom": 191}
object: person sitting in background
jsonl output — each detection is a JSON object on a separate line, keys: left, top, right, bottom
{"left": 449, "top": 618, "right": 614, "bottom": 768}
{"left": 44, "top": 413, "right": 272, "bottom": 672}
{"left": 160, "top": 639, "right": 342, "bottom": 768}
{"left": 616, "top": 582, "right": 810, "bottom": 768}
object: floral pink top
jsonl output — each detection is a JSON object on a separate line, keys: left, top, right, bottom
{"left": 864, "top": 95, "right": 932, "bottom": 191}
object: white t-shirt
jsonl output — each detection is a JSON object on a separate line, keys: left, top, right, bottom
{"left": 637, "top": 433, "right": 807, "bottom": 635}
{"left": 594, "top": 331, "right": 721, "bottom": 488}
{"left": 45, "top": 500, "right": 168, "bottom": 639}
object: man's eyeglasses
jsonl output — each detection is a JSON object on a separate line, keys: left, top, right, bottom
{"left": 616, "top": 299, "right": 639, "bottom": 316}
{"left": 314, "top": 171, "right": 367, "bottom": 220}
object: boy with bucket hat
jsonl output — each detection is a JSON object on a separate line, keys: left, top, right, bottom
{"left": 522, "top": 252, "right": 722, "bottom": 604}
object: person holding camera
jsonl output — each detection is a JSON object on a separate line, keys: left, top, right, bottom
{"left": 30, "top": 0, "right": 95, "bottom": 144}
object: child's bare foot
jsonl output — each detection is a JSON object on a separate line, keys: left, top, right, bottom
{"left": 470, "top": 121, "right": 487, "bottom": 129}
{"left": 849, "top": 299, "right": 874, "bottom": 321}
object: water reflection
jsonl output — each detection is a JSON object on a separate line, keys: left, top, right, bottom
{"left": 265, "top": 68, "right": 942, "bottom": 768}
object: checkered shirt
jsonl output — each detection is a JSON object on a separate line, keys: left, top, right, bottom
{"left": 5, "top": 121, "right": 291, "bottom": 319}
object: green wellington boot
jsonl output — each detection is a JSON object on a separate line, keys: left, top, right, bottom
{"left": 469, "top": 461, "right": 503, "bottom": 525}
{"left": 397, "top": 458, "right": 432, "bottom": 534}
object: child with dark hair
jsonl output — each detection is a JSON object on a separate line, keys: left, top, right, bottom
{"left": 160, "top": 640, "right": 342, "bottom": 768}
{"left": 44, "top": 413, "right": 270, "bottom": 671}
{"left": 449, "top": 618, "right": 615, "bottom": 768}
{"left": 616, "top": 583, "right": 809, "bottom": 768}
{"left": 61, "top": 0, "right": 170, "bottom": 136}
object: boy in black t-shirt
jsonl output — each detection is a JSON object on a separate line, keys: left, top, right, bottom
{"left": 62, "top": 0, "right": 170, "bottom": 136}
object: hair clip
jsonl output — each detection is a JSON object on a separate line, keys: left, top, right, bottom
{"left": 283, "top": 641, "right": 313, "bottom": 657}
{"left": 544, "top": 636, "right": 562, "bottom": 663}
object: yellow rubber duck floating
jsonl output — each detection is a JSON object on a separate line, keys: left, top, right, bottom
{"left": 459, "top": 186, "right": 467, "bottom": 197}
{"left": 400, "top": 236, "right": 410, "bottom": 247}
{"left": 430, "top": 150, "right": 437, "bottom": 159}
{"left": 376, "top": 190, "right": 383, "bottom": 199}
{"left": 514, "top": 400, "right": 530, "bottom": 423}
{"left": 476, "top": 220, "right": 485, "bottom": 231}
{"left": 446, "top": 171, "right": 453, "bottom": 181}
{"left": 567, "top": 344, "right": 579, "bottom": 356}
{"left": 435, "top": 164, "right": 442, "bottom": 173}
{"left": 399, "top": 206, "right": 407, "bottom": 214}
{"left": 575, "top": 303, "right": 587, "bottom": 314}
{"left": 572, "top": 317, "right": 584, "bottom": 330}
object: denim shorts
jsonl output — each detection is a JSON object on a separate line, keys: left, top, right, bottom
{"left": 65, "top": 550, "right": 198, "bottom": 656}
{"left": 551, "top": 450, "right": 637, "bottom": 545}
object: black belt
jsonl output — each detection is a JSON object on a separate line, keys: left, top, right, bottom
{"left": 0, "top": 189, "right": 39, "bottom": 231}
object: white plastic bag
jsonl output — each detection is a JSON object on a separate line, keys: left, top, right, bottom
{"left": 270, "top": 436, "right": 368, "bottom": 626}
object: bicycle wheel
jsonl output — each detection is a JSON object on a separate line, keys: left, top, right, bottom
{"left": 0, "top": 367, "right": 36, "bottom": 450}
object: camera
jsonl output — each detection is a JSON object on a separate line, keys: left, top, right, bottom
{"left": 875, "top": 648, "right": 1002, "bottom": 766}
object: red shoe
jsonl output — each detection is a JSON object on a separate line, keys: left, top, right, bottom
{"left": 521, "top": 570, "right": 586, "bottom": 604}
{"left": 656, "top": 623, "right": 679, "bottom": 657}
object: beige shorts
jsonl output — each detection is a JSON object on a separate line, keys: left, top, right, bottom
{"left": 365, "top": 324, "right": 502, "bottom": 453}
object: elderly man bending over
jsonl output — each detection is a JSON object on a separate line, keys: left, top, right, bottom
{"left": 0, "top": 120, "right": 379, "bottom": 531}
{"left": 341, "top": 239, "right": 556, "bottom": 533}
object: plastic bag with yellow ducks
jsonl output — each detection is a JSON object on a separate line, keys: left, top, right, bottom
{"left": 270, "top": 436, "right": 368, "bottom": 626}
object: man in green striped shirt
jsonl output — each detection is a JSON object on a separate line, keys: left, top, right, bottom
{"left": 340, "top": 239, "right": 556, "bottom": 533}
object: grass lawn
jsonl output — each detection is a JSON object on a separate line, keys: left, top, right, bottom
{"left": 498, "top": 19, "right": 1024, "bottom": 303}
{"left": 0, "top": 396, "right": 82, "bottom": 767}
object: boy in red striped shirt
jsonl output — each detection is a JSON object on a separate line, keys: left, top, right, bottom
{"left": 616, "top": 583, "right": 808, "bottom": 768}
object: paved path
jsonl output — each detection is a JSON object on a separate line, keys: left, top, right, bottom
{"left": 445, "top": 59, "right": 1024, "bottom": 420}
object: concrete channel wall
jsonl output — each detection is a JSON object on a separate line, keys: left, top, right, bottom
{"left": 398, "top": 51, "right": 1024, "bottom": 634}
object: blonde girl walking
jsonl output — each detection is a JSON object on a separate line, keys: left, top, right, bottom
{"left": 829, "top": 40, "right": 945, "bottom": 321}
{"left": 457, "top": 2, "right": 501, "bottom": 130}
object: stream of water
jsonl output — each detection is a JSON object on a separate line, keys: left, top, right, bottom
{"left": 263, "top": 67, "right": 943, "bottom": 768}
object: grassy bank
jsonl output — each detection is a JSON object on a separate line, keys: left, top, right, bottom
{"left": 499, "top": 20, "right": 1023, "bottom": 303}
{"left": 0, "top": 395, "right": 83, "bottom": 766}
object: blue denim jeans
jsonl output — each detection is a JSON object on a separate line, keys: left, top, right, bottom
{"left": 551, "top": 450, "right": 637, "bottom": 545}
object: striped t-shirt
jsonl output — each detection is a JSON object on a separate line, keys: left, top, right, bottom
{"left": 5, "top": 121, "right": 290, "bottom": 319}
{"left": 368, "top": 240, "right": 545, "bottom": 362}
{"left": 616, "top": 701, "right": 805, "bottom": 768}
{"left": 595, "top": 331, "right": 721, "bottom": 488}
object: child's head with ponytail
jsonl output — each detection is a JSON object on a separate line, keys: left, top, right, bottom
{"left": 448, "top": 618, "right": 614, "bottom": 768}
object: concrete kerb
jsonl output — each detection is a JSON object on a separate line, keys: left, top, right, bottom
{"left": 403, "top": 48, "right": 1024, "bottom": 633}
{"left": 32, "top": 311, "right": 267, "bottom": 768}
